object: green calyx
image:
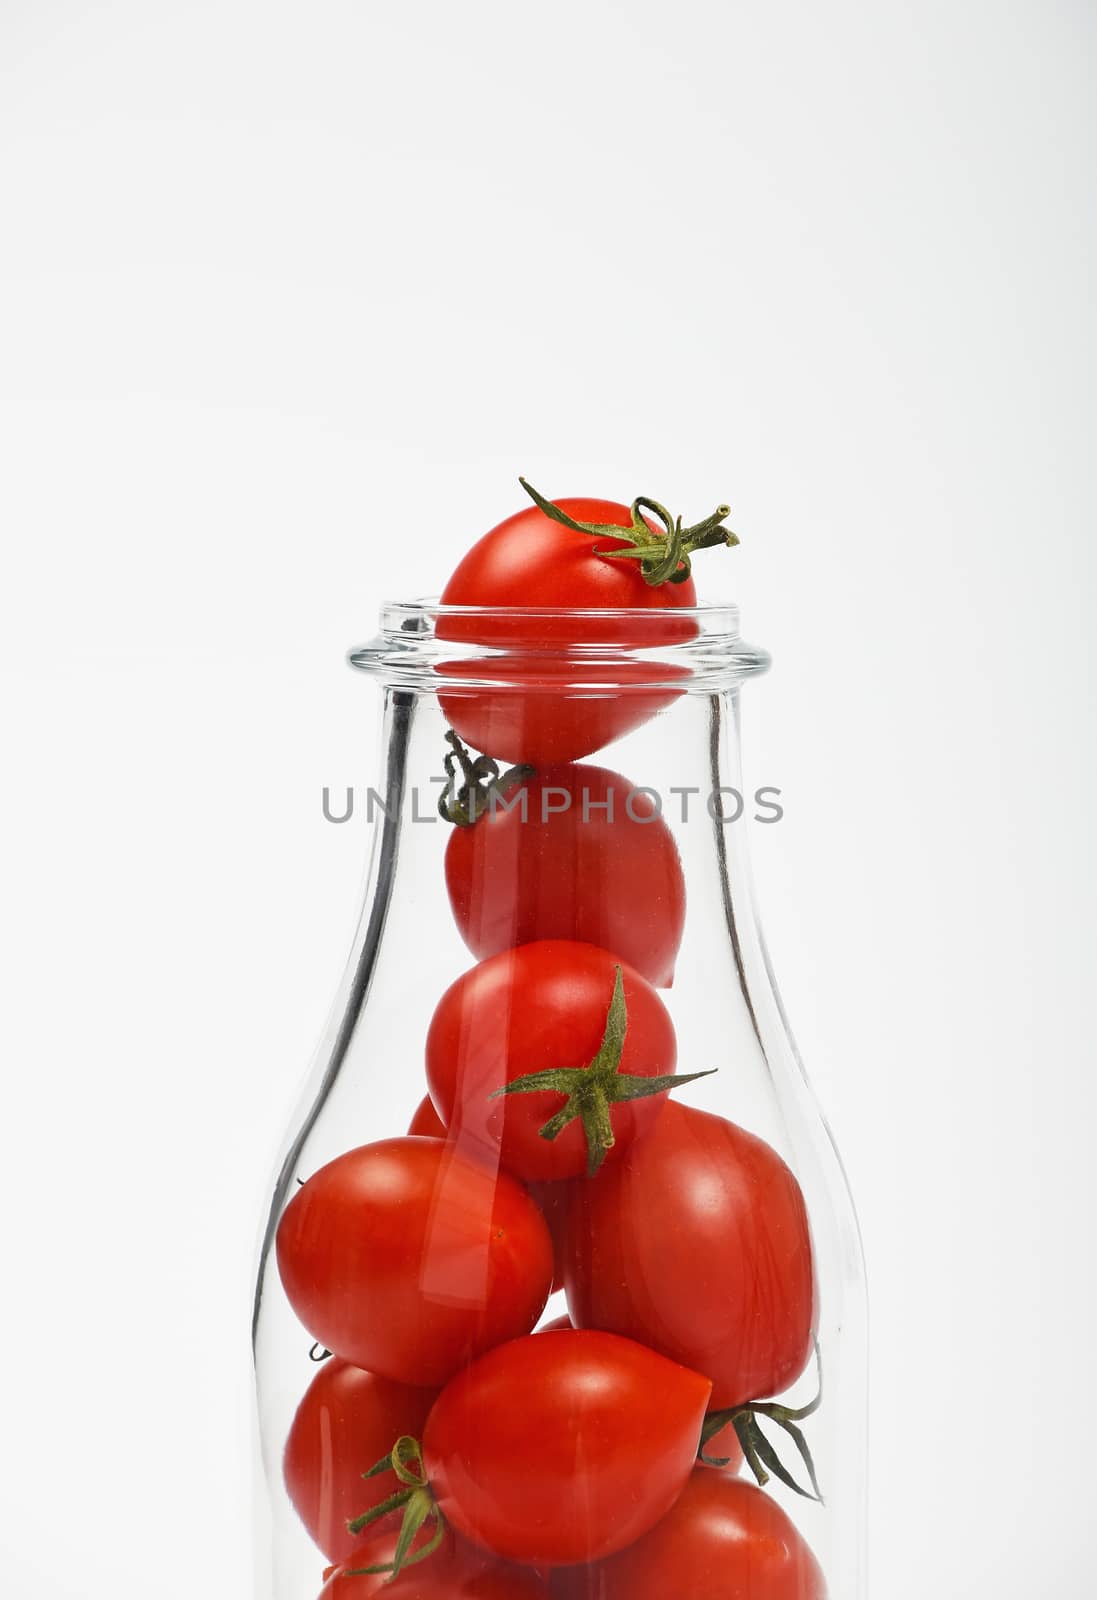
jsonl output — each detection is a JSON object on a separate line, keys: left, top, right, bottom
{"left": 344, "top": 1435, "right": 445, "bottom": 1578}
{"left": 699, "top": 1346, "right": 824, "bottom": 1502}
{"left": 519, "top": 476, "right": 739, "bottom": 587}
{"left": 438, "top": 730, "right": 534, "bottom": 828}
{"left": 491, "top": 965, "right": 716, "bottom": 1178}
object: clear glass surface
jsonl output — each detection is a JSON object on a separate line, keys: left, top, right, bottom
{"left": 253, "top": 602, "right": 867, "bottom": 1600}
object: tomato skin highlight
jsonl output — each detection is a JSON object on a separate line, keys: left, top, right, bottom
{"left": 444, "top": 764, "right": 685, "bottom": 988}
{"left": 422, "top": 1329, "right": 712, "bottom": 1567}
{"left": 550, "top": 1469, "right": 826, "bottom": 1600}
{"left": 318, "top": 1528, "right": 549, "bottom": 1599}
{"left": 565, "top": 1101, "right": 816, "bottom": 1409}
{"left": 277, "top": 1138, "right": 554, "bottom": 1386}
{"left": 284, "top": 1359, "right": 437, "bottom": 1565}
{"left": 425, "top": 941, "right": 678, "bottom": 1182}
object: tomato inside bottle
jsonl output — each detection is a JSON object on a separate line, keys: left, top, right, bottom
{"left": 254, "top": 566, "right": 865, "bottom": 1599}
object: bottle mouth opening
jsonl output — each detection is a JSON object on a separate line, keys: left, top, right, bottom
{"left": 349, "top": 599, "right": 769, "bottom": 692}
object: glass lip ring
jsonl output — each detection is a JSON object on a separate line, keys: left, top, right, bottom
{"left": 349, "top": 599, "right": 771, "bottom": 692}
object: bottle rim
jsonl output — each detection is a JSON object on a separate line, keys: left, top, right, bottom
{"left": 348, "top": 599, "right": 770, "bottom": 691}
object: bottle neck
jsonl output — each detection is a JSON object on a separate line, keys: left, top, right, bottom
{"left": 336, "top": 680, "right": 798, "bottom": 1165}
{"left": 357, "top": 682, "right": 766, "bottom": 968}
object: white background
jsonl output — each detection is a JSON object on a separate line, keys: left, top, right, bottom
{"left": 2, "top": 3, "right": 1094, "bottom": 1596}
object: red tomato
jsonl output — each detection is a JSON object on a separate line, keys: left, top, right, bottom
{"left": 565, "top": 1102, "right": 816, "bottom": 1409}
{"left": 423, "top": 1330, "right": 711, "bottom": 1566}
{"left": 318, "top": 1528, "right": 549, "bottom": 1599}
{"left": 444, "top": 763, "right": 685, "bottom": 988}
{"left": 425, "top": 941, "right": 683, "bottom": 1181}
{"left": 438, "top": 656, "right": 691, "bottom": 769}
{"left": 407, "top": 1095, "right": 447, "bottom": 1138}
{"left": 435, "top": 488, "right": 735, "bottom": 764}
{"left": 550, "top": 1470, "right": 825, "bottom": 1600}
{"left": 438, "top": 495, "right": 704, "bottom": 643}
{"left": 277, "top": 1138, "right": 554, "bottom": 1386}
{"left": 284, "top": 1359, "right": 437, "bottom": 1565}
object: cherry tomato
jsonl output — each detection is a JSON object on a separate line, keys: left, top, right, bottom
{"left": 425, "top": 941, "right": 681, "bottom": 1182}
{"left": 284, "top": 1358, "right": 437, "bottom": 1565}
{"left": 408, "top": 1096, "right": 447, "bottom": 1138}
{"left": 318, "top": 1528, "right": 549, "bottom": 1599}
{"left": 435, "top": 485, "right": 737, "bottom": 764}
{"left": 550, "top": 1469, "right": 825, "bottom": 1600}
{"left": 438, "top": 656, "right": 691, "bottom": 768}
{"left": 439, "top": 496, "right": 703, "bottom": 643}
{"left": 422, "top": 1330, "right": 711, "bottom": 1566}
{"left": 444, "top": 763, "right": 685, "bottom": 988}
{"left": 564, "top": 1102, "right": 816, "bottom": 1409}
{"left": 277, "top": 1138, "right": 554, "bottom": 1386}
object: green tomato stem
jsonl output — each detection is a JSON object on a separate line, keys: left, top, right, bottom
{"left": 518, "top": 476, "right": 739, "bottom": 587}
{"left": 438, "top": 730, "right": 535, "bottom": 827}
{"left": 346, "top": 1436, "right": 448, "bottom": 1578}
{"left": 698, "top": 1344, "right": 824, "bottom": 1501}
{"left": 492, "top": 965, "right": 716, "bottom": 1177}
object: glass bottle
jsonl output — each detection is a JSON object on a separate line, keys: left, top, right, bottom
{"left": 252, "top": 601, "right": 867, "bottom": 1600}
